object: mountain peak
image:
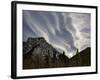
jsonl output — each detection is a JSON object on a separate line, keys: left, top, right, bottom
{"left": 23, "top": 37, "right": 91, "bottom": 69}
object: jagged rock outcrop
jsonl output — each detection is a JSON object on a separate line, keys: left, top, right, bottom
{"left": 23, "top": 37, "right": 91, "bottom": 69}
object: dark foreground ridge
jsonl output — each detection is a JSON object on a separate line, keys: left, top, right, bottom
{"left": 23, "top": 37, "right": 91, "bottom": 69}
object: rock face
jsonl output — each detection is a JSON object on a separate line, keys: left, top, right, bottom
{"left": 23, "top": 37, "right": 91, "bottom": 69}
{"left": 68, "top": 47, "right": 91, "bottom": 66}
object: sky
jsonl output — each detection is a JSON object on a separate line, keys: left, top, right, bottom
{"left": 23, "top": 10, "right": 91, "bottom": 58}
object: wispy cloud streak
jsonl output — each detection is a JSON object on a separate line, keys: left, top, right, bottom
{"left": 23, "top": 10, "right": 90, "bottom": 58}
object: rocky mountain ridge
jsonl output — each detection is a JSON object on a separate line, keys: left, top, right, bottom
{"left": 23, "top": 37, "right": 91, "bottom": 69}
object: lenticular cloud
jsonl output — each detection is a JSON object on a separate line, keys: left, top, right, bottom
{"left": 23, "top": 10, "right": 91, "bottom": 58}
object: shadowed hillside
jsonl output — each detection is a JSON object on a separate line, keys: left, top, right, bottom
{"left": 68, "top": 47, "right": 91, "bottom": 67}
{"left": 23, "top": 37, "right": 91, "bottom": 69}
